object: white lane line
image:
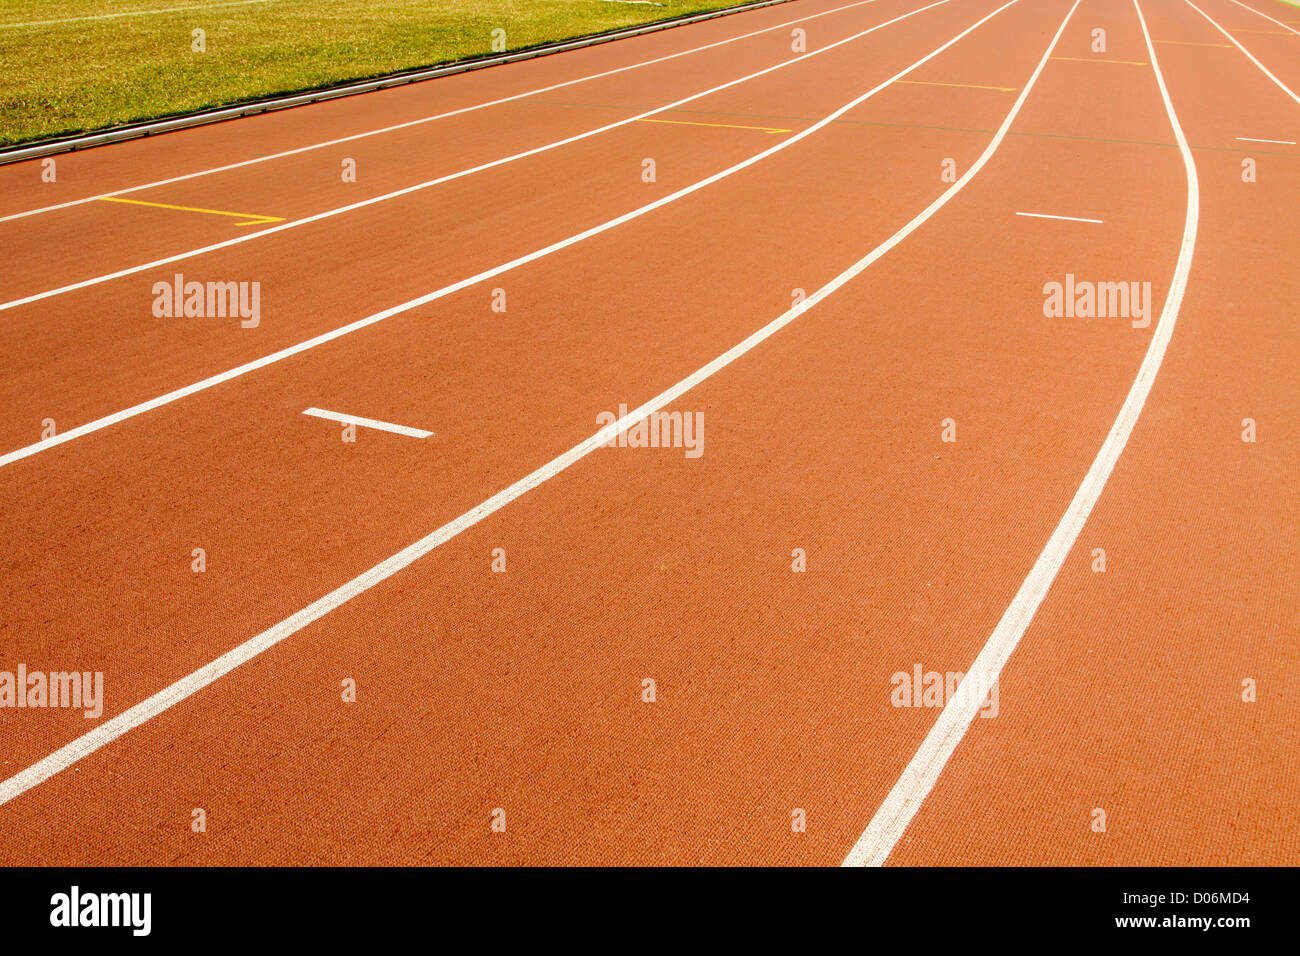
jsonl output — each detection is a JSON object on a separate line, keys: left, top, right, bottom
{"left": 0, "top": 0, "right": 882, "bottom": 224}
{"left": 0, "top": 0, "right": 1038, "bottom": 808}
{"left": 0, "top": 0, "right": 989, "bottom": 470}
{"left": 302, "top": 407, "right": 433, "bottom": 438}
{"left": 1185, "top": 0, "right": 1300, "bottom": 105}
{"left": 1234, "top": 135, "right": 1296, "bottom": 144}
{"left": 842, "top": 0, "right": 1198, "bottom": 868}
{"left": 0, "top": 0, "right": 943, "bottom": 313}
{"left": 1229, "top": 0, "right": 1300, "bottom": 37}
{"left": 0, "top": 0, "right": 286, "bottom": 28}
{"left": 1015, "top": 211, "right": 1104, "bottom": 223}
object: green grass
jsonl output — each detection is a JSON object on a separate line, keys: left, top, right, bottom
{"left": 0, "top": 0, "right": 771, "bottom": 146}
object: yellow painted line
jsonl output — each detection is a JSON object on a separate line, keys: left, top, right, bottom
{"left": 636, "top": 117, "right": 791, "bottom": 134}
{"left": 897, "top": 79, "right": 1016, "bottom": 91}
{"left": 96, "top": 196, "right": 285, "bottom": 227}
{"left": 1051, "top": 55, "right": 1149, "bottom": 65}
{"left": 1155, "top": 38, "right": 1233, "bottom": 46}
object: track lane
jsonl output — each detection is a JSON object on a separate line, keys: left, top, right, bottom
{"left": 0, "top": 0, "right": 1211, "bottom": 865}
{"left": 0, "top": 0, "right": 991, "bottom": 462}
{"left": 0, "top": 0, "right": 1033, "bottom": 778}
{"left": 1193, "top": 0, "right": 1300, "bottom": 96}
{"left": 0, "top": 0, "right": 876, "bottom": 217}
{"left": 1, "top": 0, "right": 1286, "bottom": 868}
{"left": 0, "top": 0, "right": 933, "bottom": 299}
{"left": 882, "top": 0, "right": 1299, "bottom": 866}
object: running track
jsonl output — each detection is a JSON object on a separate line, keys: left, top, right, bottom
{"left": 0, "top": 0, "right": 1295, "bottom": 866}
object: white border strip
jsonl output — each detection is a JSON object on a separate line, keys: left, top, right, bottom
{"left": 1186, "top": 0, "right": 1300, "bottom": 104}
{"left": 0, "top": 0, "right": 939, "bottom": 311}
{"left": 302, "top": 407, "right": 433, "bottom": 438}
{"left": 0, "top": 0, "right": 970, "bottom": 469}
{"left": 842, "top": 0, "right": 1198, "bottom": 867}
{"left": 0, "top": 0, "right": 1038, "bottom": 808}
{"left": 0, "top": 0, "right": 799, "bottom": 166}
{"left": 0, "top": 0, "right": 873, "bottom": 221}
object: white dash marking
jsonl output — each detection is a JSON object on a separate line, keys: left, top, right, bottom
{"left": 1234, "top": 136, "right": 1296, "bottom": 144}
{"left": 1015, "top": 211, "right": 1104, "bottom": 223}
{"left": 303, "top": 408, "right": 433, "bottom": 439}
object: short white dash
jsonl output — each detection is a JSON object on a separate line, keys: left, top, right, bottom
{"left": 1234, "top": 136, "right": 1296, "bottom": 144}
{"left": 1015, "top": 211, "right": 1105, "bottom": 223}
{"left": 302, "top": 407, "right": 433, "bottom": 438}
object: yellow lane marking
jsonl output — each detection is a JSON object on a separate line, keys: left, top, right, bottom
{"left": 897, "top": 79, "right": 1016, "bottom": 91}
{"left": 636, "top": 117, "right": 791, "bottom": 134}
{"left": 1155, "top": 38, "right": 1233, "bottom": 46}
{"left": 96, "top": 196, "right": 285, "bottom": 226}
{"left": 1051, "top": 55, "right": 1149, "bottom": 65}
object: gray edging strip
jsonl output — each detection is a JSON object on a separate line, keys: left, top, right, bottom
{"left": 0, "top": 0, "right": 795, "bottom": 165}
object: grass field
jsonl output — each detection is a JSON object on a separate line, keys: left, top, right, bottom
{"left": 0, "top": 0, "right": 767, "bottom": 146}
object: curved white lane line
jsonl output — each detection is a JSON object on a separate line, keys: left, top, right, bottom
{"left": 0, "top": 0, "right": 880, "bottom": 224}
{"left": 0, "top": 0, "right": 943, "bottom": 313}
{"left": 0, "top": 0, "right": 1033, "bottom": 808}
{"left": 842, "top": 0, "right": 1198, "bottom": 867}
{"left": 1186, "top": 0, "right": 1300, "bottom": 104}
{"left": 1228, "top": 0, "right": 1300, "bottom": 37}
{"left": 0, "top": 0, "right": 994, "bottom": 470}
